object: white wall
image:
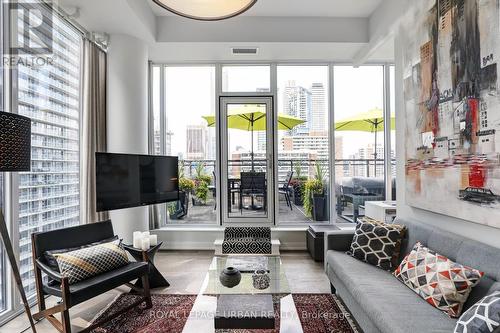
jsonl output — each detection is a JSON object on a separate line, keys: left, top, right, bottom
{"left": 107, "top": 34, "right": 149, "bottom": 243}
{"left": 394, "top": 32, "right": 500, "bottom": 249}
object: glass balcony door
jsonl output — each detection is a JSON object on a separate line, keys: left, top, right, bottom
{"left": 220, "top": 97, "right": 274, "bottom": 224}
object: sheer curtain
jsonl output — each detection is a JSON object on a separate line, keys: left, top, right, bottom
{"left": 81, "top": 39, "right": 109, "bottom": 223}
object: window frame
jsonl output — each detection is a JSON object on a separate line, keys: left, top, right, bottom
{"left": 0, "top": 1, "right": 86, "bottom": 324}
{"left": 150, "top": 62, "right": 395, "bottom": 227}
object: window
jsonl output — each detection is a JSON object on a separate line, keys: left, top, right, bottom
{"left": 0, "top": 0, "right": 5, "bottom": 314}
{"left": 16, "top": 7, "right": 82, "bottom": 297}
{"left": 160, "top": 66, "right": 217, "bottom": 224}
{"left": 334, "top": 66, "right": 387, "bottom": 222}
{"left": 277, "top": 66, "right": 331, "bottom": 224}
{"left": 222, "top": 66, "right": 270, "bottom": 92}
{"left": 390, "top": 65, "right": 396, "bottom": 187}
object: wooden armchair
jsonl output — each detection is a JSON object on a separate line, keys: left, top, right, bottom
{"left": 31, "top": 220, "right": 152, "bottom": 333}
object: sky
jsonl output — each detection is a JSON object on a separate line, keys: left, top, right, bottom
{"left": 153, "top": 65, "right": 396, "bottom": 160}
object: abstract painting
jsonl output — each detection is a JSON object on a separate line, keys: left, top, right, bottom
{"left": 403, "top": 0, "right": 500, "bottom": 228}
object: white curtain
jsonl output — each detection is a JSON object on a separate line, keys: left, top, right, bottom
{"left": 81, "top": 40, "right": 109, "bottom": 223}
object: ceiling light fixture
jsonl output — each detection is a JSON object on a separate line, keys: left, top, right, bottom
{"left": 152, "top": 0, "right": 257, "bottom": 21}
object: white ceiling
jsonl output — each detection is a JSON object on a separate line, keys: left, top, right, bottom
{"left": 149, "top": 0, "right": 384, "bottom": 18}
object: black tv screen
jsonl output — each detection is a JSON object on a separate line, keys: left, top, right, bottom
{"left": 96, "top": 153, "right": 179, "bottom": 212}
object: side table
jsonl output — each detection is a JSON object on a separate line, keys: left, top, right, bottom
{"left": 123, "top": 242, "right": 170, "bottom": 289}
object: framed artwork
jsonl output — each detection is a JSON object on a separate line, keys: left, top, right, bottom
{"left": 403, "top": 0, "right": 500, "bottom": 228}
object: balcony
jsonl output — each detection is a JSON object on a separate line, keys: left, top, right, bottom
{"left": 166, "top": 158, "right": 395, "bottom": 225}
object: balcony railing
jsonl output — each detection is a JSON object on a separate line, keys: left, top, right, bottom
{"left": 179, "top": 158, "right": 395, "bottom": 182}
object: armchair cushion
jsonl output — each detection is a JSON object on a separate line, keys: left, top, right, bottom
{"left": 43, "top": 261, "right": 149, "bottom": 307}
{"left": 54, "top": 240, "right": 129, "bottom": 284}
{"left": 44, "top": 235, "right": 118, "bottom": 272}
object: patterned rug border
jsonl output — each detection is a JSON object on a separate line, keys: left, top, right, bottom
{"left": 90, "top": 292, "right": 360, "bottom": 333}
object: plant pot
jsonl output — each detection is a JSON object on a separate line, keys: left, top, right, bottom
{"left": 293, "top": 188, "right": 303, "bottom": 206}
{"left": 192, "top": 197, "right": 207, "bottom": 206}
{"left": 219, "top": 267, "right": 241, "bottom": 288}
{"left": 312, "top": 194, "right": 328, "bottom": 221}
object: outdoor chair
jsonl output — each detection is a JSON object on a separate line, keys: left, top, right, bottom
{"left": 279, "top": 171, "right": 294, "bottom": 211}
{"left": 239, "top": 172, "right": 266, "bottom": 213}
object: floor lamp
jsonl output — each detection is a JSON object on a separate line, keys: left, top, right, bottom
{"left": 0, "top": 111, "right": 37, "bottom": 332}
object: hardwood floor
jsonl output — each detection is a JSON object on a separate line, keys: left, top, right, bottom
{"left": 0, "top": 251, "right": 330, "bottom": 333}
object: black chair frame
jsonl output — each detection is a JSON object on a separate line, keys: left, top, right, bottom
{"left": 31, "top": 220, "right": 152, "bottom": 333}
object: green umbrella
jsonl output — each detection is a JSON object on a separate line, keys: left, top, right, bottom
{"left": 335, "top": 108, "right": 395, "bottom": 176}
{"left": 203, "top": 105, "right": 305, "bottom": 170}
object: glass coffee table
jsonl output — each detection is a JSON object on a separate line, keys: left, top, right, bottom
{"left": 183, "top": 256, "right": 303, "bottom": 333}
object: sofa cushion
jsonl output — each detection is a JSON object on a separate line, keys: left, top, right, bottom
{"left": 347, "top": 220, "right": 405, "bottom": 271}
{"left": 54, "top": 240, "right": 129, "bottom": 284}
{"left": 455, "top": 291, "right": 500, "bottom": 333}
{"left": 327, "top": 250, "right": 457, "bottom": 333}
{"left": 394, "top": 242, "right": 484, "bottom": 318}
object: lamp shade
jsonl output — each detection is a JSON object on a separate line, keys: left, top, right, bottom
{"left": 0, "top": 112, "right": 31, "bottom": 172}
{"left": 152, "top": 0, "right": 257, "bottom": 21}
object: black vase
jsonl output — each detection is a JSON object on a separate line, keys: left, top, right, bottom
{"left": 219, "top": 267, "right": 241, "bottom": 288}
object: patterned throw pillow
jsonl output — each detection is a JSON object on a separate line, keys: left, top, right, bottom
{"left": 455, "top": 291, "right": 500, "bottom": 333}
{"left": 347, "top": 220, "right": 406, "bottom": 271}
{"left": 54, "top": 240, "right": 129, "bottom": 284}
{"left": 394, "top": 242, "right": 484, "bottom": 318}
{"left": 359, "top": 217, "right": 407, "bottom": 267}
{"left": 44, "top": 235, "right": 119, "bottom": 272}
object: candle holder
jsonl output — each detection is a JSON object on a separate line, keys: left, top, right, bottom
{"left": 252, "top": 269, "right": 270, "bottom": 290}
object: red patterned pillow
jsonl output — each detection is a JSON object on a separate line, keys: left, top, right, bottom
{"left": 393, "top": 242, "right": 484, "bottom": 318}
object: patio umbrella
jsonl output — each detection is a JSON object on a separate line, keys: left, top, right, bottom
{"left": 334, "top": 108, "right": 395, "bottom": 176}
{"left": 202, "top": 105, "right": 305, "bottom": 170}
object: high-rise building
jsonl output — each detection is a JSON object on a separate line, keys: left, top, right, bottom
{"left": 186, "top": 125, "right": 207, "bottom": 160}
{"left": 17, "top": 16, "right": 82, "bottom": 297}
{"left": 166, "top": 130, "right": 173, "bottom": 156}
{"left": 283, "top": 81, "right": 311, "bottom": 136}
{"left": 311, "top": 83, "right": 326, "bottom": 132}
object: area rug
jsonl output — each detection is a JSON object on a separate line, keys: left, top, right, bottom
{"left": 90, "top": 294, "right": 359, "bottom": 333}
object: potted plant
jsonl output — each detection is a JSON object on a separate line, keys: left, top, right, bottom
{"left": 303, "top": 164, "right": 328, "bottom": 221}
{"left": 291, "top": 165, "right": 308, "bottom": 206}
{"left": 192, "top": 163, "right": 212, "bottom": 206}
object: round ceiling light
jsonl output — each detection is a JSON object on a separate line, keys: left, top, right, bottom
{"left": 152, "top": 0, "right": 258, "bottom": 21}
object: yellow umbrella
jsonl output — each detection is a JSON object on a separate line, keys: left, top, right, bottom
{"left": 335, "top": 108, "right": 395, "bottom": 176}
{"left": 203, "top": 105, "right": 305, "bottom": 170}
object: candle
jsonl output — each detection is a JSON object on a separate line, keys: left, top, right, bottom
{"left": 142, "top": 231, "right": 150, "bottom": 239}
{"left": 141, "top": 237, "right": 150, "bottom": 251}
{"left": 149, "top": 234, "right": 158, "bottom": 246}
{"left": 133, "top": 231, "right": 143, "bottom": 249}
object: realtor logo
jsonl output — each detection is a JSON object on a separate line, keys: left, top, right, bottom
{"left": 5, "top": 0, "right": 54, "bottom": 55}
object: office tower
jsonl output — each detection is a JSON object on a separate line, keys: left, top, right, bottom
{"left": 283, "top": 81, "right": 311, "bottom": 136}
{"left": 17, "top": 24, "right": 82, "bottom": 296}
{"left": 186, "top": 125, "right": 207, "bottom": 160}
{"left": 311, "top": 82, "right": 326, "bottom": 132}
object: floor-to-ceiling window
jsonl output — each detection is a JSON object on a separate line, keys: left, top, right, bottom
{"left": 0, "top": 0, "right": 6, "bottom": 313}
{"left": 15, "top": 5, "right": 82, "bottom": 297}
{"left": 156, "top": 66, "right": 217, "bottom": 225}
{"left": 390, "top": 65, "right": 397, "bottom": 194}
{"left": 150, "top": 64, "right": 395, "bottom": 226}
{"left": 334, "top": 65, "right": 393, "bottom": 222}
{"left": 276, "top": 66, "right": 331, "bottom": 224}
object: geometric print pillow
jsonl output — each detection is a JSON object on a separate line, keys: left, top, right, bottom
{"left": 54, "top": 240, "right": 129, "bottom": 285}
{"left": 394, "top": 242, "right": 484, "bottom": 318}
{"left": 347, "top": 220, "right": 406, "bottom": 271}
{"left": 455, "top": 291, "right": 500, "bottom": 333}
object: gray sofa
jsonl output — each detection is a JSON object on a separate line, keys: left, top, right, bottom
{"left": 325, "top": 218, "right": 500, "bottom": 333}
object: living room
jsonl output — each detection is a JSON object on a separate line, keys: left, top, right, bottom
{"left": 0, "top": 0, "right": 499, "bottom": 332}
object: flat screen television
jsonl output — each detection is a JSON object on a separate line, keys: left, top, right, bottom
{"left": 96, "top": 152, "right": 179, "bottom": 212}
